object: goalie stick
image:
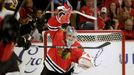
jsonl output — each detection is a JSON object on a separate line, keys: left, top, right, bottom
{"left": 72, "top": 10, "right": 97, "bottom": 20}
{"left": 96, "top": 42, "right": 111, "bottom": 48}
{"left": 45, "top": 10, "right": 97, "bottom": 20}
{"left": 32, "top": 42, "right": 111, "bottom": 49}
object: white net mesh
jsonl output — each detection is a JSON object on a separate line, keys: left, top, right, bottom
{"left": 45, "top": 31, "right": 122, "bottom": 43}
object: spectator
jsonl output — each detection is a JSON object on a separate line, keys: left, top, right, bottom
{"left": 101, "top": 0, "right": 120, "bottom": 8}
{"left": 104, "top": 1, "right": 119, "bottom": 30}
{"left": 131, "top": 0, "right": 134, "bottom": 9}
{"left": 97, "top": 7, "right": 109, "bottom": 30}
{"left": 33, "top": 9, "right": 48, "bottom": 33}
{"left": 104, "top": 18, "right": 119, "bottom": 30}
{"left": 78, "top": 0, "right": 97, "bottom": 30}
{"left": 123, "top": 17, "right": 134, "bottom": 40}
{"left": 32, "top": 8, "right": 48, "bottom": 42}
{"left": 117, "top": 0, "right": 134, "bottom": 30}
{"left": 68, "top": 0, "right": 81, "bottom": 29}
{"left": 117, "top": 0, "right": 134, "bottom": 40}
{"left": 124, "top": 17, "right": 134, "bottom": 30}
{"left": 107, "top": 2, "right": 118, "bottom": 19}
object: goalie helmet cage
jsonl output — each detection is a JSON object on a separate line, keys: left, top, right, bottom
{"left": 43, "top": 30, "right": 125, "bottom": 75}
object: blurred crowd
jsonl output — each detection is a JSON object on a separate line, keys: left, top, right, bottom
{"left": 0, "top": 0, "right": 134, "bottom": 42}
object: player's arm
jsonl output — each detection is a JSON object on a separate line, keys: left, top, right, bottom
{"left": 47, "top": 3, "right": 72, "bottom": 31}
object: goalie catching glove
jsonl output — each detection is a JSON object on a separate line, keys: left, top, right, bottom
{"left": 78, "top": 52, "right": 93, "bottom": 69}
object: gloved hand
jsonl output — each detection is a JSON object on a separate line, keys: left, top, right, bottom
{"left": 16, "top": 36, "right": 31, "bottom": 50}
{"left": 78, "top": 53, "right": 93, "bottom": 69}
{"left": 23, "top": 40, "right": 31, "bottom": 50}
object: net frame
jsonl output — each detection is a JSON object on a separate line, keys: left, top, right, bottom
{"left": 43, "top": 30, "right": 125, "bottom": 75}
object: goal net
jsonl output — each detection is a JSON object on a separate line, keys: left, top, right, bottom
{"left": 43, "top": 30, "right": 125, "bottom": 75}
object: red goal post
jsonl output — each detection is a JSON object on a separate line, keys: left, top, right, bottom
{"left": 43, "top": 30, "right": 125, "bottom": 75}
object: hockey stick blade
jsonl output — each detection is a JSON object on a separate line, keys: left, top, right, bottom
{"left": 97, "top": 42, "right": 111, "bottom": 48}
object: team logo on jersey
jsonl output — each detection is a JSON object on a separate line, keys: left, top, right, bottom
{"left": 57, "top": 48, "right": 71, "bottom": 59}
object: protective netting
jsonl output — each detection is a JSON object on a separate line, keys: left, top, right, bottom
{"left": 46, "top": 32, "right": 122, "bottom": 42}
{"left": 77, "top": 33, "right": 122, "bottom": 42}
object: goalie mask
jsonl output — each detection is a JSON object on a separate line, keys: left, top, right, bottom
{"left": 65, "top": 26, "right": 77, "bottom": 47}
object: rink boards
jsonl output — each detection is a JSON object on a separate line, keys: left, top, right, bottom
{"left": 14, "top": 41, "right": 133, "bottom": 75}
